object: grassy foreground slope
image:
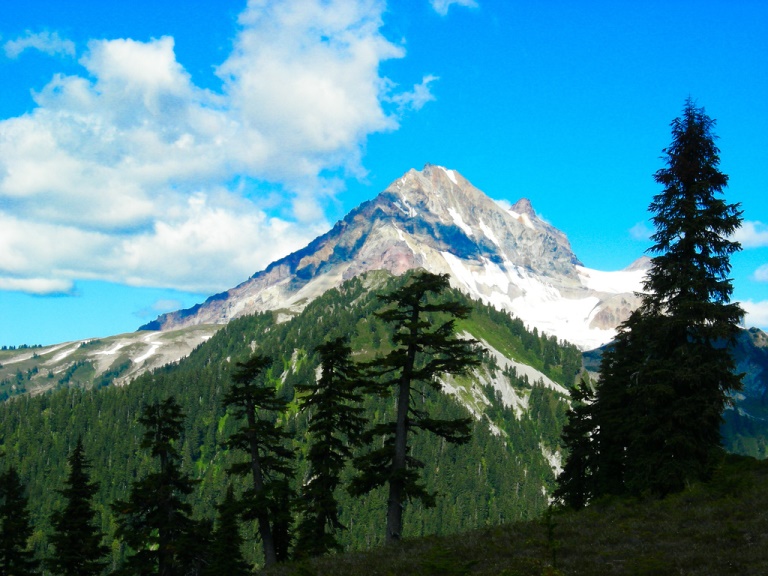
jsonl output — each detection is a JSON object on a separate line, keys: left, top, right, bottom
{"left": 264, "top": 454, "right": 768, "bottom": 576}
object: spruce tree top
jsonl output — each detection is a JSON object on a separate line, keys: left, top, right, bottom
{"left": 644, "top": 97, "right": 743, "bottom": 336}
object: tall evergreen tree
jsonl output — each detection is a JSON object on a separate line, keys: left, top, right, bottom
{"left": 553, "top": 374, "right": 595, "bottom": 510}
{"left": 112, "top": 397, "right": 200, "bottom": 576}
{"left": 295, "top": 337, "right": 366, "bottom": 558}
{"left": 0, "top": 466, "right": 40, "bottom": 576}
{"left": 222, "top": 354, "right": 294, "bottom": 567}
{"left": 203, "top": 486, "right": 249, "bottom": 576}
{"left": 629, "top": 97, "right": 744, "bottom": 494}
{"left": 47, "top": 438, "right": 109, "bottom": 576}
{"left": 559, "top": 99, "right": 744, "bottom": 501}
{"left": 350, "top": 271, "right": 482, "bottom": 543}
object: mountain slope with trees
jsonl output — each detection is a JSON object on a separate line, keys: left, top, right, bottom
{"left": 0, "top": 270, "right": 580, "bottom": 569}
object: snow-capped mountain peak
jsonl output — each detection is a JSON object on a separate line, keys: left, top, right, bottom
{"left": 142, "top": 165, "right": 646, "bottom": 349}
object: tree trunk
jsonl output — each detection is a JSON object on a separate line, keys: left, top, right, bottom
{"left": 247, "top": 404, "right": 277, "bottom": 567}
{"left": 386, "top": 307, "right": 419, "bottom": 544}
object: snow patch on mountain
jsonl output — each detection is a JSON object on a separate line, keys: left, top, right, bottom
{"left": 478, "top": 219, "right": 501, "bottom": 247}
{"left": 448, "top": 207, "right": 473, "bottom": 237}
{"left": 440, "top": 166, "right": 458, "bottom": 185}
{"left": 508, "top": 209, "right": 535, "bottom": 230}
{"left": 577, "top": 265, "right": 646, "bottom": 294}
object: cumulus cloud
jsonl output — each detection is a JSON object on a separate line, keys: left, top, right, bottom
{"left": 741, "top": 300, "right": 768, "bottom": 329}
{"left": 733, "top": 221, "right": 768, "bottom": 248}
{"left": 0, "top": 0, "right": 434, "bottom": 296}
{"left": 4, "top": 30, "right": 76, "bottom": 59}
{"left": 430, "top": 0, "right": 478, "bottom": 16}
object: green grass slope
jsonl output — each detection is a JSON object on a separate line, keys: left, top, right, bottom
{"left": 264, "top": 454, "right": 768, "bottom": 576}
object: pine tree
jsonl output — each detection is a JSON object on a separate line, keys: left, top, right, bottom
{"left": 222, "top": 354, "right": 294, "bottom": 566}
{"left": 0, "top": 466, "right": 40, "bottom": 576}
{"left": 295, "top": 337, "right": 366, "bottom": 558}
{"left": 350, "top": 271, "right": 482, "bottom": 543}
{"left": 630, "top": 97, "right": 744, "bottom": 494}
{"left": 553, "top": 374, "right": 595, "bottom": 510}
{"left": 47, "top": 438, "right": 109, "bottom": 576}
{"left": 112, "top": 397, "right": 201, "bottom": 576}
{"left": 203, "top": 486, "right": 250, "bottom": 576}
{"left": 567, "top": 99, "right": 745, "bottom": 500}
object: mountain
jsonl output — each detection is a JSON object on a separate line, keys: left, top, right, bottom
{"left": 0, "top": 325, "right": 218, "bottom": 399}
{"left": 142, "top": 165, "right": 647, "bottom": 350}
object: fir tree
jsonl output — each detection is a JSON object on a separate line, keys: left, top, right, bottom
{"left": 295, "top": 337, "right": 366, "bottom": 558}
{"left": 564, "top": 99, "right": 745, "bottom": 500}
{"left": 0, "top": 466, "right": 40, "bottom": 576}
{"left": 47, "top": 438, "right": 109, "bottom": 576}
{"left": 553, "top": 374, "right": 595, "bottom": 510}
{"left": 222, "top": 354, "right": 294, "bottom": 566}
{"left": 350, "top": 271, "right": 482, "bottom": 543}
{"left": 112, "top": 397, "right": 201, "bottom": 576}
{"left": 630, "top": 97, "right": 744, "bottom": 494}
{"left": 203, "top": 486, "right": 250, "bottom": 576}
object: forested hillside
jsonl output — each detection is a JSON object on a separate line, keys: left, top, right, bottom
{"left": 0, "top": 270, "right": 581, "bottom": 568}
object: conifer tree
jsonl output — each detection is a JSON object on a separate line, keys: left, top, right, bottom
{"left": 350, "top": 271, "right": 481, "bottom": 543}
{"left": 295, "top": 337, "right": 366, "bottom": 557}
{"left": 560, "top": 99, "right": 744, "bottom": 501}
{"left": 0, "top": 466, "right": 40, "bottom": 576}
{"left": 203, "top": 486, "right": 250, "bottom": 576}
{"left": 629, "top": 97, "right": 744, "bottom": 494}
{"left": 553, "top": 374, "right": 595, "bottom": 510}
{"left": 112, "top": 396, "right": 200, "bottom": 576}
{"left": 222, "top": 354, "right": 294, "bottom": 566}
{"left": 47, "top": 438, "right": 109, "bottom": 576}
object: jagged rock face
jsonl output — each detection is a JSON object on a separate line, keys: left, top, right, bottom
{"left": 143, "top": 165, "right": 646, "bottom": 349}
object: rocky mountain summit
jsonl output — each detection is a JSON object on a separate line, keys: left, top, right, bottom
{"left": 143, "top": 164, "right": 646, "bottom": 349}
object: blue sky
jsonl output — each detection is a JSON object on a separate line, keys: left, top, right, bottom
{"left": 1, "top": 0, "right": 767, "bottom": 346}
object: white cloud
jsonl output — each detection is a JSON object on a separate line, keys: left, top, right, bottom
{"left": 0, "top": 277, "right": 73, "bottom": 295}
{"left": 430, "top": 0, "right": 478, "bottom": 16}
{"left": 4, "top": 30, "right": 76, "bottom": 59}
{"left": 741, "top": 300, "right": 768, "bottom": 330}
{"left": 733, "top": 221, "right": 768, "bottom": 248}
{"left": 754, "top": 264, "right": 768, "bottom": 283}
{"left": 629, "top": 221, "right": 653, "bottom": 241}
{"left": 388, "top": 75, "right": 439, "bottom": 111}
{"left": 0, "top": 0, "right": 430, "bottom": 296}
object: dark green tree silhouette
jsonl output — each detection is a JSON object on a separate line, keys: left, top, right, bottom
{"left": 203, "top": 485, "right": 250, "bottom": 576}
{"left": 629, "top": 98, "right": 743, "bottom": 494}
{"left": 47, "top": 438, "right": 109, "bottom": 576}
{"left": 566, "top": 99, "right": 744, "bottom": 500}
{"left": 350, "top": 271, "right": 482, "bottom": 543}
{"left": 112, "top": 397, "right": 201, "bottom": 575}
{"left": 0, "top": 466, "right": 40, "bottom": 575}
{"left": 223, "top": 354, "right": 294, "bottom": 566}
{"left": 553, "top": 374, "right": 596, "bottom": 510}
{"left": 295, "top": 337, "right": 366, "bottom": 557}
